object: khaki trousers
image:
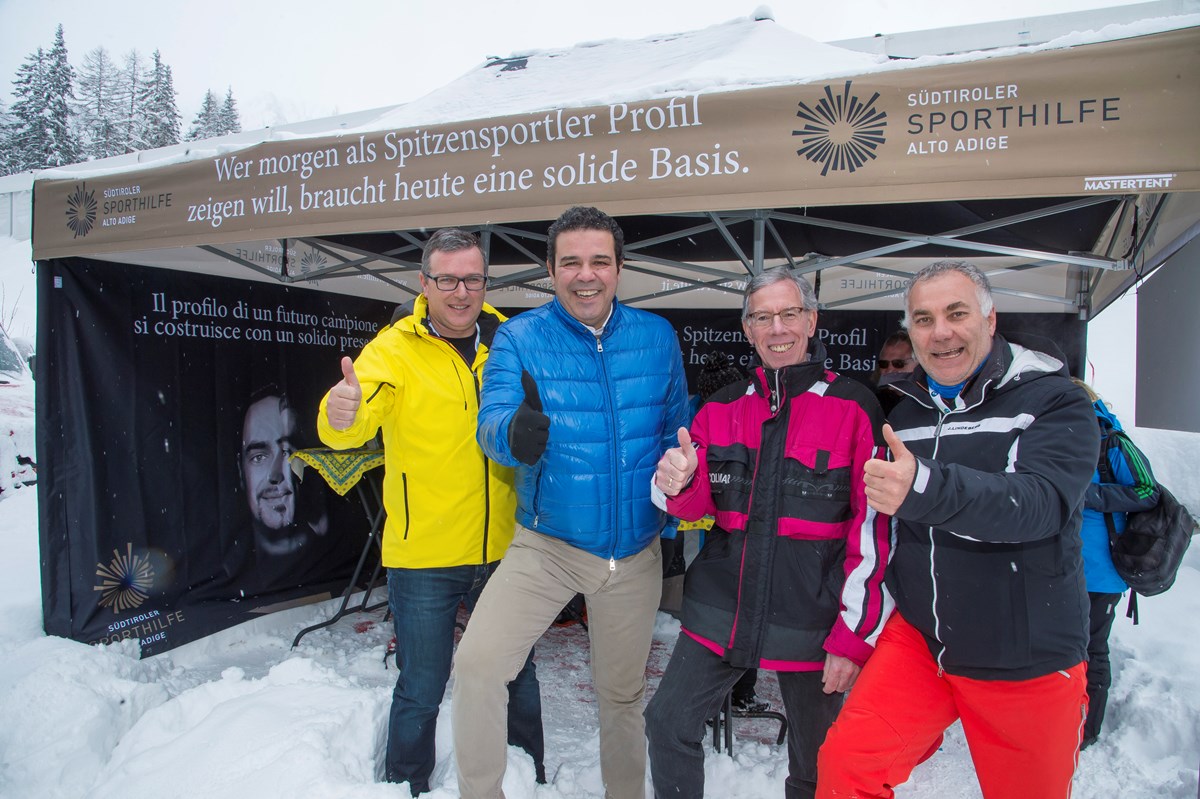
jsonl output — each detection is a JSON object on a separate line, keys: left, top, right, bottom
{"left": 452, "top": 526, "right": 662, "bottom": 799}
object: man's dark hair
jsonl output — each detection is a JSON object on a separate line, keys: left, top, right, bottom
{"left": 421, "top": 228, "right": 485, "bottom": 274}
{"left": 880, "top": 329, "right": 911, "bottom": 352}
{"left": 546, "top": 206, "right": 625, "bottom": 271}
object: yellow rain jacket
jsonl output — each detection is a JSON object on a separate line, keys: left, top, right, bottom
{"left": 317, "top": 296, "right": 517, "bottom": 568}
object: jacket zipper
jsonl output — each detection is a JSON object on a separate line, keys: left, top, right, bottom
{"left": 927, "top": 393, "right": 978, "bottom": 671}
{"left": 474, "top": 364, "right": 490, "bottom": 564}
{"left": 595, "top": 329, "right": 618, "bottom": 570}
{"left": 731, "top": 369, "right": 787, "bottom": 651}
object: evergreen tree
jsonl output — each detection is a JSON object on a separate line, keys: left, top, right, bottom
{"left": 186, "top": 90, "right": 221, "bottom": 140}
{"left": 7, "top": 47, "right": 51, "bottom": 172}
{"left": 218, "top": 87, "right": 242, "bottom": 135}
{"left": 136, "top": 49, "right": 180, "bottom": 149}
{"left": 75, "top": 46, "right": 123, "bottom": 159}
{"left": 44, "top": 24, "right": 81, "bottom": 166}
{"left": 4, "top": 25, "right": 80, "bottom": 172}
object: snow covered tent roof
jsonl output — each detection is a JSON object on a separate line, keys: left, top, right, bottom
{"left": 29, "top": 11, "right": 1200, "bottom": 318}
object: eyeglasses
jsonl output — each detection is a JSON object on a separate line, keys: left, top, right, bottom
{"left": 879, "top": 357, "right": 914, "bottom": 369}
{"left": 425, "top": 273, "right": 487, "bottom": 291}
{"left": 745, "top": 307, "right": 808, "bottom": 328}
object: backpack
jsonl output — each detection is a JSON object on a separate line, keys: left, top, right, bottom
{"left": 1098, "top": 428, "right": 1199, "bottom": 620}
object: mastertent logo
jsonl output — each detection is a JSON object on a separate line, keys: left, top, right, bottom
{"left": 793, "top": 81, "right": 887, "bottom": 176}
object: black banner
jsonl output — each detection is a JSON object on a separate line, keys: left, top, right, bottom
{"left": 36, "top": 258, "right": 394, "bottom": 655}
{"left": 37, "top": 267, "right": 1083, "bottom": 657}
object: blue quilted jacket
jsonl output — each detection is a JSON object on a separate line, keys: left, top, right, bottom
{"left": 477, "top": 298, "right": 689, "bottom": 560}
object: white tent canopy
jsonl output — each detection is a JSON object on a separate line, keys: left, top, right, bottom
{"left": 30, "top": 12, "right": 1200, "bottom": 318}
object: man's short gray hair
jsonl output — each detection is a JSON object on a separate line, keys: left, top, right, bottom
{"left": 902, "top": 260, "right": 994, "bottom": 328}
{"left": 742, "top": 266, "right": 819, "bottom": 320}
{"left": 421, "top": 228, "right": 485, "bottom": 274}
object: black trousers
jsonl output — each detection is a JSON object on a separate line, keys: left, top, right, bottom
{"left": 1084, "top": 591, "right": 1123, "bottom": 743}
{"left": 645, "top": 633, "right": 842, "bottom": 799}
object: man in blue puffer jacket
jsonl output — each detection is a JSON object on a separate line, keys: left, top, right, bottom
{"left": 452, "top": 206, "right": 689, "bottom": 799}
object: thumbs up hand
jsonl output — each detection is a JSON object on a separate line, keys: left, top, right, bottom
{"left": 326, "top": 356, "right": 363, "bottom": 430}
{"left": 509, "top": 370, "right": 550, "bottom": 466}
{"left": 863, "top": 424, "right": 917, "bottom": 515}
{"left": 655, "top": 427, "right": 699, "bottom": 497}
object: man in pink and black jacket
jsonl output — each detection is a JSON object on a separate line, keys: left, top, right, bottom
{"left": 645, "top": 266, "right": 893, "bottom": 799}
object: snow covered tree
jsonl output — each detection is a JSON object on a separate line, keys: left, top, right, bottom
{"left": 185, "top": 85, "right": 241, "bottom": 142}
{"left": 75, "top": 46, "right": 123, "bottom": 159}
{"left": 6, "top": 48, "right": 52, "bottom": 172}
{"left": 44, "top": 25, "right": 81, "bottom": 166}
{"left": 186, "top": 90, "right": 222, "bottom": 140}
{"left": 218, "top": 87, "right": 242, "bottom": 135}
{"left": 136, "top": 49, "right": 180, "bottom": 149}
{"left": 6, "top": 26, "right": 80, "bottom": 171}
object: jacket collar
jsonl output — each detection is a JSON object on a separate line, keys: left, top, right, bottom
{"left": 750, "top": 340, "right": 829, "bottom": 412}
{"left": 548, "top": 297, "right": 622, "bottom": 338}
{"left": 397, "top": 294, "right": 506, "bottom": 347}
{"left": 891, "top": 333, "right": 1066, "bottom": 411}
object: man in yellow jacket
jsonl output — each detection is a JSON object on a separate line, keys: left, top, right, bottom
{"left": 317, "top": 228, "right": 543, "bottom": 795}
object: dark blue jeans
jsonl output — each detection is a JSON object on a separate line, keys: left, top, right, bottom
{"left": 645, "top": 633, "right": 842, "bottom": 799}
{"left": 386, "top": 563, "right": 544, "bottom": 794}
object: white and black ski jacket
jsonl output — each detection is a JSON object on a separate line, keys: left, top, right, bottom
{"left": 885, "top": 334, "right": 1099, "bottom": 680}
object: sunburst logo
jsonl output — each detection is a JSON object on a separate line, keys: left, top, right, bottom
{"left": 94, "top": 543, "right": 154, "bottom": 612}
{"left": 793, "top": 81, "right": 887, "bottom": 176}
{"left": 65, "top": 183, "right": 98, "bottom": 238}
{"left": 299, "top": 249, "right": 329, "bottom": 274}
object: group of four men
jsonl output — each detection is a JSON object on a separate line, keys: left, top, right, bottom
{"left": 318, "top": 205, "right": 1098, "bottom": 799}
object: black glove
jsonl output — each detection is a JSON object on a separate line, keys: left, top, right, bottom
{"left": 509, "top": 370, "right": 550, "bottom": 466}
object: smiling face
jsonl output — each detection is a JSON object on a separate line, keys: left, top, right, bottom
{"left": 420, "top": 245, "right": 487, "bottom": 338}
{"left": 742, "top": 279, "right": 818, "bottom": 370}
{"left": 549, "top": 228, "right": 621, "bottom": 328}
{"left": 906, "top": 271, "right": 997, "bottom": 386}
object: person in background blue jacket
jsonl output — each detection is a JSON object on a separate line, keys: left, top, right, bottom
{"left": 1072, "top": 379, "right": 1159, "bottom": 749}
{"left": 452, "top": 206, "right": 690, "bottom": 799}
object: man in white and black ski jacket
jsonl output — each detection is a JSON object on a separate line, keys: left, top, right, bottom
{"left": 818, "top": 260, "right": 1099, "bottom": 799}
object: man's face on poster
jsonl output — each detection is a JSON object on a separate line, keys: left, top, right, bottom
{"left": 241, "top": 395, "right": 297, "bottom": 531}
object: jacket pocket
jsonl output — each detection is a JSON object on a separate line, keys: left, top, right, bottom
{"left": 706, "top": 442, "right": 754, "bottom": 516}
{"left": 935, "top": 544, "right": 1032, "bottom": 670}
{"left": 401, "top": 472, "right": 411, "bottom": 540}
{"left": 778, "top": 451, "right": 854, "bottom": 524}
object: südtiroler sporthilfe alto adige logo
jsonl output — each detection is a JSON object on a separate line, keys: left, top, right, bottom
{"left": 94, "top": 543, "right": 154, "bottom": 613}
{"left": 793, "top": 81, "right": 887, "bottom": 176}
{"left": 65, "top": 182, "right": 97, "bottom": 238}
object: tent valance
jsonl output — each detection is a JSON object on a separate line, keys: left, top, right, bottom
{"left": 32, "top": 28, "right": 1199, "bottom": 263}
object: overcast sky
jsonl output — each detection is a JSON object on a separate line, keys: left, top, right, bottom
{"left": 0, "top": 0, "right": 1144, "bottom": 128}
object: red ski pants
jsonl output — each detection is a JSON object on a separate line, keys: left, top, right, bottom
{"left": 817, "top": 612, "right": 1087, "bottom": 799}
